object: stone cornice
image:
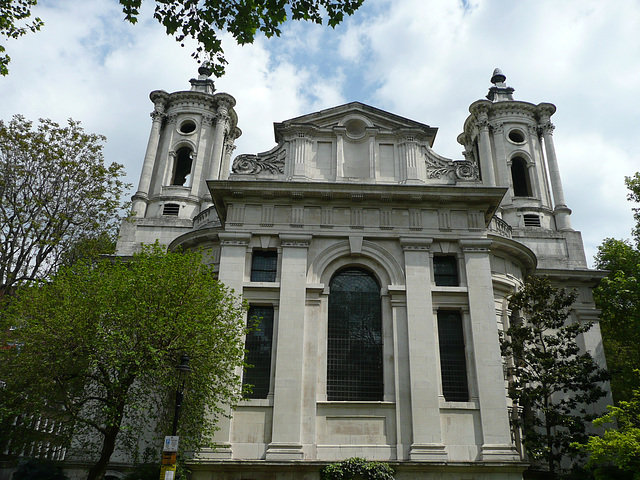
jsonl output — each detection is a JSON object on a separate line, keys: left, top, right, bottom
{"left": 209, "top": 180, "right": 506, "bottom": 227}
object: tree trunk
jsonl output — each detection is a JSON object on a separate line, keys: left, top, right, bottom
{"left": 86, "top": 424, "right": 120, "bottom": 480}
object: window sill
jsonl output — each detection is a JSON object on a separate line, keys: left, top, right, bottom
{"left": 439, "top": 397, "right": 479, "bottom": 410}
{"left": 238, "top": 398, "right": 274, "bottom": 407}
{"left": 317, "top": 401, "right": 395, "bottom": 406}
{"left": 244, "top": 281, "right": 280, "bottom": 288}
{"left": 432, "top": 286, "right": 468, "bottom": 293}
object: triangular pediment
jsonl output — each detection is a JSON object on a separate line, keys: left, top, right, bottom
{"left": 274, "top": 102, "right": 438, "bottom": 146}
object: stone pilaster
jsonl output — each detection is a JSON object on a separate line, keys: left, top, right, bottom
{"left": 206, "top": 232, "right": 251, "bottom": 459}
{"left": 401, "top": 238, "right": 448, "bottom": 461}
{"left": 290, "top": 132, "right": 312, "bottom": 180}
{"left": 398, "top": 136, "right": 423, "bottom": 185}
{"left": 460, "top": 239, "right": 519, "bottom": 462}
{"left": 265, "top": 234, "right": 312, "bottom": 460}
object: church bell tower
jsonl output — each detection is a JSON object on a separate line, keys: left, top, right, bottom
{"left": 457, "top": 69, "right": 572, "bottom": 232}
{"left": 116, "top": 67, "right": 241, "bottom": 255}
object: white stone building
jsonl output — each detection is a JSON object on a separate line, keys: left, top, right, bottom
{"left": 115, "top": 68, "right": 607, "bottom": 480}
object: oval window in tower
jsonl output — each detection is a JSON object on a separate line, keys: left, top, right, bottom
{"left": 179, "top": 119, "right": 197, "bottom": 135}
{"left": 508, "top": 128, "right": 526, "bottom": 144}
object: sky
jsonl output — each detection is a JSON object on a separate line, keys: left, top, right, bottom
{"left": 2, "top": 0, "right": 639, "bottom": 267}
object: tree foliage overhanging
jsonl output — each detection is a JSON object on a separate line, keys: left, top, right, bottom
{"left": 0, "top": 115, "right": 129, "bottom": 292}
{"left": 0, "top": 245, "right": 247, "bottom": 480}
{"left": 0, "top": 0, "right": 42, "bottom": 75}
{"left": 501, "top": 277, "right": 609, "bottom": 477}
{"left": 1, "top": 0, "right": 365, "bottom": 76}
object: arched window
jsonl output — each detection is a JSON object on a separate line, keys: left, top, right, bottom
{"left": 327, "top": 268, "right": 383, "bottom": 401}
{"left": 171, "top": 147, "right": 193, "bottom": 186}
{"left": 511, "top": 157, "right": 532, "bottom": 197}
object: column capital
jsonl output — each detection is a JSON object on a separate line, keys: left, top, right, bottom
{"left": 149, "top": 111, "right": 165, "bottom": 122}
{"left": 400, "top": 237, "right": 433, "bottom": 251}
{"left": 218, "top": 232, "right": 251, "bottom": 246}
{"left": 538, "top": 122, "right": 555, "bottom": 136}
{"left": 279, "top": 234, "right": 312, "bottom": 248}
{"left": 460, "top": 238, "right": 492, "bottom": 253}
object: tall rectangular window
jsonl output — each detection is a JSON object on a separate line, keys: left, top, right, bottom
{"left": 250, "top": 250, "right": 277, "bottom": 282}
{"left": 243, "top": 306, "right": 274, "bottom": 399}
{"left": 437, "top": 310, "right": 469, "bottom": 402}
{"left": 433, "top": 256, "right": 459, "bottom": 286}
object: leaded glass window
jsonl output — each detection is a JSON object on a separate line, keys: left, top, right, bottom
{"left": 433, "top": 256, "right": 459, "bottom": 286}
{"left": 243, "top": 306, "right": 274, "bottom": 399}
{"left": 437, "top": 310, "right": 469, "bottom": 402}
{"left": 327, "top": 268, "right": 383, "bottom": 401}
{"left": 250, "top": 250, "right": 277, "bottom": 282}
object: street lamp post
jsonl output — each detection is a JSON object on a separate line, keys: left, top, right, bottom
{"left": 160, "top": 354, "right": 191, "bottom": 480}
{"left": 171, "top": 354, "right": 191, "bottom": 436}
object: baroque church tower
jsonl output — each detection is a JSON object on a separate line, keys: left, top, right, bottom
{"left": 117, "top": 66, "right": 240, "bottom": 255}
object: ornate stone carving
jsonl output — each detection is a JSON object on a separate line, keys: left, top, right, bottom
{"left": 150, "top": 111, "right": 165, "bottom": 122}
{"left": 491, "top": 122, "right": 504, "bottom": 134}
{"left": 232, "top": 146, "right": 285, "bottom": 175}
{"left": 454, "top": 160, "right": 479, "bottom": 180}
{"left": 202, "top": 114, "right": 216, "bottom": 127}
{"left": 538, "top": 122, "right": 555, "bottom": 135}
{"left": 425, "top": 151, "right": 479, "bottom": 181}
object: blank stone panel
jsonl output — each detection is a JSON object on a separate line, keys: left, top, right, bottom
{"left": 343, "top": 140, "right": 370, "bottom": 179}
{"left": 312, "top": 141, "right": 334, "bottom": 180}
{"left": 450, "top": 210, "right": 468, "bottom": 229}
{"left": 377, "top": 144, "right": 396, "bottom": 182}
{"left": 392, "top": 209, "right": 409, "bottom": 228}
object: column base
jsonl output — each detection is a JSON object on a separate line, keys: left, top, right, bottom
{"left": 265, "top": 443, "right": 304, "bottom": 460}
{"left": 481, "top": 444, "right": 520, "bottom": 461}
{"left": 554, "top": 205, "right": 573, "bottom": 231}
{"left": 409, "top": 443, "right": 448, "bottom": 461}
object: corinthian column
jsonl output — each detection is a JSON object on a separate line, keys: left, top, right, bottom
{"left": 539, "top": 119, "right": 572, "bottom": 230}
{"left": 476, "top": 110, "right": 496, "bottom": 187}
{"left": 209, "top": 99, "right": 233, "bottom": 180}
{"left": 132, "top": 94, "right": 167, "bottom": 217}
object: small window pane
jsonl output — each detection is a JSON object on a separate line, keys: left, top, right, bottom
{"left": 434, "top": 256, "right": 459, "bottom": 286}
{"left": 243, "top": 306, "right": 274, "bottom": 399}
{"left": 251, "top": 251, "right": 277, "bottom": 282}
{"left": 438, "top": 310, "right": 469, "bottom": 402}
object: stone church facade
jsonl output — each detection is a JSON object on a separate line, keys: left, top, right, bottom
{"left": 115, "top": 68, "right": 607, "bottom": 479}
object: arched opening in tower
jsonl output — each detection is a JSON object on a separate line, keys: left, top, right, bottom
{"left": 172, "top": 147, "right": 193, "bottom": 186}
{"left": 511, "top": 157, "right": 532, "bottom": 197}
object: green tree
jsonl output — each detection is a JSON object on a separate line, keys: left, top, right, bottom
{"left": 0, "top": 245, "right": 247, "bottom": 480}
{"left": 580, "top": 376, "right": 640, "bottom": 479}
{"left": 0, "top": 115, "right": 128, "bottom": 291}
{"left": 1, "top": 0, "right": 364, "bottom": 76}
{"left": 501, "top": 276, "right": 610, "bottom": 478}
{"left": 594, "top": 173, "right": 640, "bottom": 403}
